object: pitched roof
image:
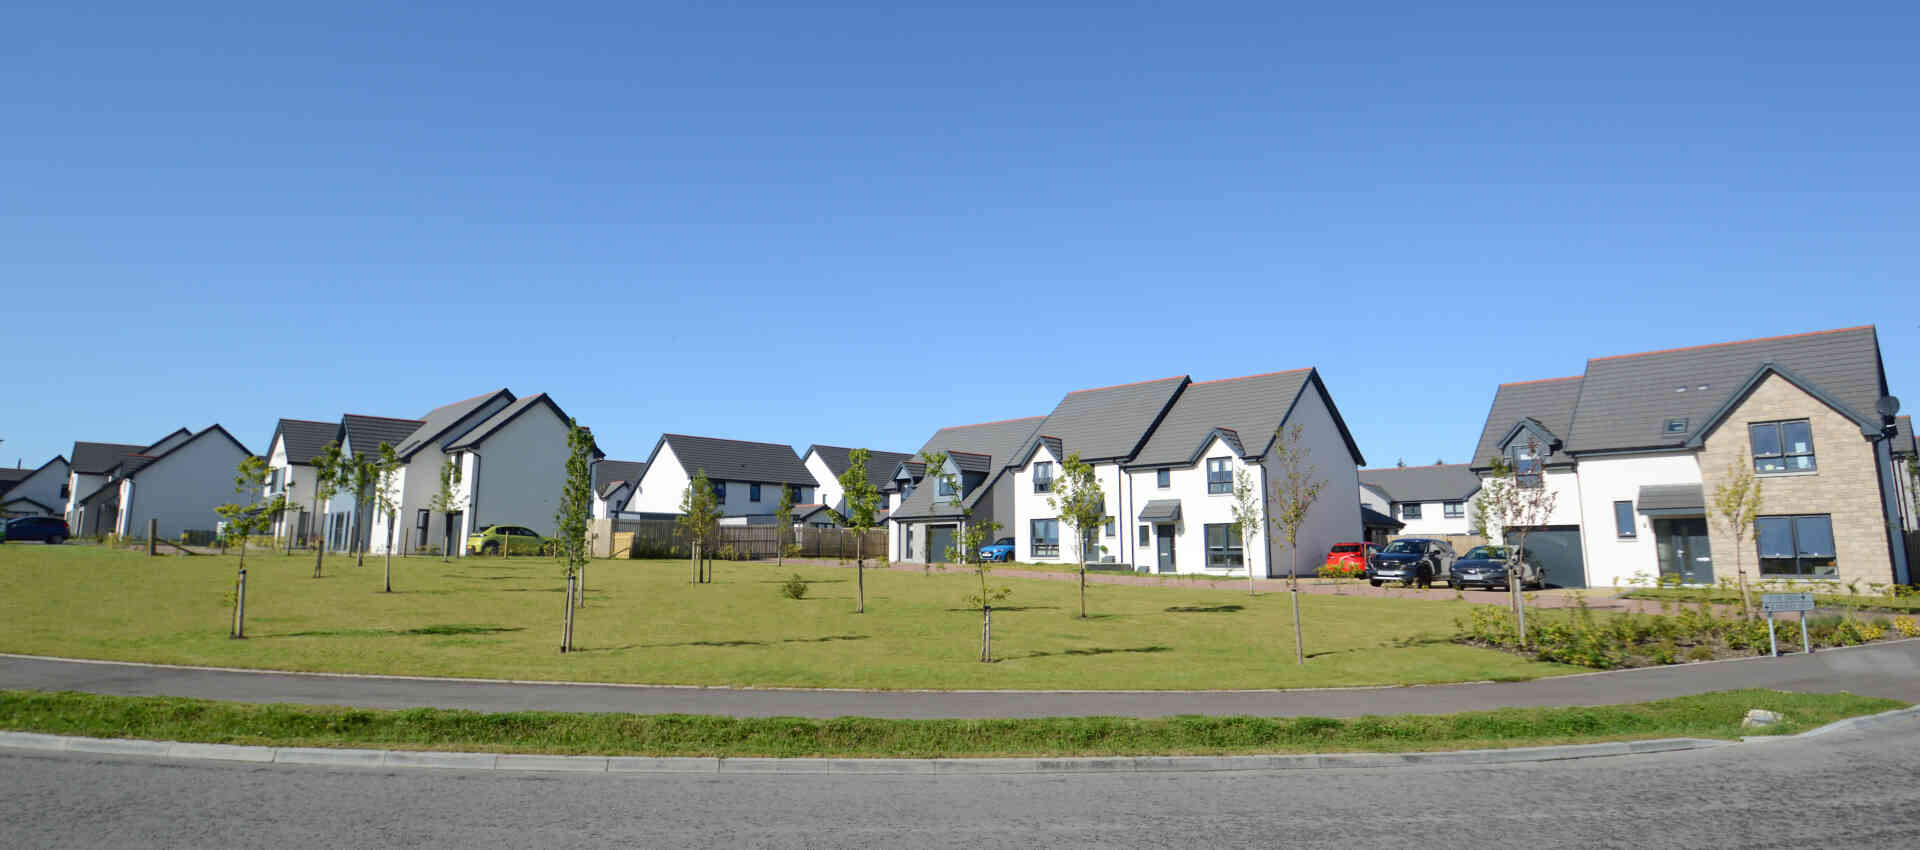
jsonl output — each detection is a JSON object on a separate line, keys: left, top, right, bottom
{"left": 1, "top": 496, "right": 56, "bottom": 513}
{"left": 69, "top": 441, "right": 150, "bottom": 475}
{"left": 340, "top": 414, "right": 426, "bottom": 457}
{"left": 1013, "top": 376, "right": 1188, "bottom": 465}
{"left": 119, "top": 425, "right": 253, "bottom": 481}
{"left": 1129, "top": 370, "right": 1315, "bottom": 467}
{"left": 1893, "top": 416, "right": 1915, "bottom": 457}
{"left": 653, "top": 434, "right": 817, "bottom": 486}
{"left": 804, "top": 445, "right": 916, "bottom": 491}
{"left": 1468, "top": 377, "right": 1584, "bottom": 470}
{"left": 1361, "top": 505, "right": 1404, "bottom": 529}
{"left": 595, "top": 460, "right": 648, "bottom": 492}
{"left": 0, "top": 455, "right": 64, "bottom": 497}
{"left": 891, "top": 416, "right": 1046, "bottom": 521}
{"left": 268, "top": 418, "right": 338, "bottom": 465}
{"left": 1358, "top": 464, "right": 1481, "bottom": 503}
{"left": 1567, "top": 326, "right": 1885, "bottom": 454}
{"left": 394, "top": 389, "right": 514, "bottom": 458}
{"left": 445, "top": 394, "right": 598, "bottom": 456}
{"left": 0, "top": 467, "right": 34, "bottom": 491}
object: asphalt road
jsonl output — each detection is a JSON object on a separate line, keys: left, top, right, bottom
{"left": 5, "top": 638, "right": 1920, "bottom": 718}
{"left": 5, "top": 714, "right": 1918, "bottom": 848}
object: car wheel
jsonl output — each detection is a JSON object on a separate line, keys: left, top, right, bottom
{"left": 46, "top": 535, "right": 65, "bottom": 545}
{"left": 1368, "top": 579, "right": 1381, "bottom": 587}
{"left": 481, "top": 541, "right": 500, "bottom": 556}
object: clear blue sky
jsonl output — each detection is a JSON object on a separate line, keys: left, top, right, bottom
{"left": 6, "top": 2, "right": 1917, "bottom": 470}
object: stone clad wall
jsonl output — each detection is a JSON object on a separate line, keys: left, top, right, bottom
{"left": 1696, "top": 374, "right": 1894, "bottom": 586}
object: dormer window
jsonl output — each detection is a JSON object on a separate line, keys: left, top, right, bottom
{"left": 937, "top": 478, "right": 957, "bottom": 497}
{"left": 1510, "top": 444, "right": 1543, "bottom": 488}
{"left": 1664, "top": 418, "right": 1688, "bottom": 435}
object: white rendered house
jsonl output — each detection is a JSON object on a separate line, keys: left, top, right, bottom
{"left": 0, "top": 455, "right": 70, "bottom": 518}
{"left": 1357, "top": 465, "right": 1481, "bottom": 538}
{"left": 627, "top": 434, "right": 816, "bottom": 522}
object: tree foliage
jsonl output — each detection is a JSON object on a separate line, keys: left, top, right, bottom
{"left": 308, "top": 441, "right": 343, "bottom": 578}
{"left": 1267, "top": 423, "right": 1325, "bottom": 665}
{"left": 1229, "top": 467, "right": 1264, "bottom": 595}
{"left": 1047, "top": 451, "right": 1106, "bottom": 619}
{"left": 1711, "top": 452, "right": 1765, "bottom": 618}
{"left": 839, "top": 449, "right": 882, "bottom": 613}
{"left": 677, "top": 470, "right": 723, "bottom": 584}
{"left": 1477, "top": 438, "right": 1559, "bottom": 646}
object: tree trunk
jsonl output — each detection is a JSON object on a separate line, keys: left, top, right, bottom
{"left": 1289, "top": 543, "right": 1305, "bottom": 665}
{"left": 560, "top": 571, "right": 575, "bottom": 653}
{"left": 691, "top": 541, "right": 700, "bottom": 584}
{"left": 232, "top": 568, "right": 247, "bottom": 639}
{"left": 441, "top": 513, "right": 451, "bottom": 563}
{"left": 856, "top": 534, "right": 865, "bottom": 614}
{"left": 1735, "top": 544, "right": 1753, "bottom": 618}
{"left": 383, "top": 516, "right": 395, "bottom": 592}
{"left": 1079, "top": 564, "right": 1087, "bottom": 619}
{"left": 981, "top": 605, "right": 992, "bottom": 663}
{"left": 578, "top": 562, "right": 587, "bottom": 608}
{"left": 313, "top": 513, "right": 327, "bottom": 579}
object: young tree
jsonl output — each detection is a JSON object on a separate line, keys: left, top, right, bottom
{"left": 774, "top": 481, "right": 796, "bottom": 566}
{"left": 918, "top": 451, "right": 952, "bottom": 575}
{"left": 1267, "top": 424, "right": 1325, "bottom": 666}
{"left": 347, "top": 452, "right": 377, "bottom": 567}
{"left": 426, "top": 456, "right": 460, "bottom": 563}
{"left": 1229, "top": 467, "right": 1264, "bottom": 596}
{"left": 373, "top": 443, "right": 400, "bottom": 592}
{"left": 677, "top": 470, "right": 722, "bottom": 584}
{"left": 1711, "top": 452, "right": 1765, "bottom": 618}
{"left": 216, "top": 456, "right": 281, "bottom": 639}
{"left": 555, "top": 419, "right": 594, "bottom": 613}
{"left": 1047, "top": 451, "right": 1107, "bottom": 619}
{"left": 1477, "top": 439, "right": 1559, "bottom": 646}
{"left": 951, "top": 518, "right": 1009, "bottom": 662}
{"left": 308, "top": 441, "right": 343, "bottom": 579}
{"left": 839, "top": 449, "right": 882, "bottom": 614}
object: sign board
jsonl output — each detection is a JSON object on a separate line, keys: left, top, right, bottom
{"left": 1762, "top": 593, "right": 1815, "bottom": 614}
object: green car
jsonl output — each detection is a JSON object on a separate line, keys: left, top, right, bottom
{"left": 466, "top": 524, "right": 553, "bottom": 556}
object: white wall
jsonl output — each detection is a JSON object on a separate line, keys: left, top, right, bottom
{"left": 2, "top": 460, "right": 68, "bottom": 518}
{"left": 1122, "top": 435, "right": 1269, "bottom": 576}
{"left": 1262, "top": 385, "right": 1362, "bottom": 578}
{"left": 119, "top": 433, "right": 251, "bottom": 540}
{"left": 1572, "top": 452, "right": 1701, "bottom": 588}
{"left": 629, "top": 443, "right": 692, "bottom": 515}
{"left": 805, "top": 452, "right": 843, "bottom": 509}
{"left": 1359, "top": 484, "right": 1391, "bottom": 515}
{"left": 65, "top": 472, "right": 105, "bottom": 525}
{"left": 1010, "top": 444, "right": 1126, "bottom": 564}
{"left": 1393, "top": 498, "right": 1476, "bottom": 537}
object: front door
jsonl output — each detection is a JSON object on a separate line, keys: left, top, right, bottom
{"left": 443, "top": 511, "right": 463, "bottom": 556}
{"left": 927, "top": 525, "right": 956, "bottom": 564}
{"left": 1655, "top": 518, "right": 1715, "bottom": 585}
{"left": 1156, "top": 525, "right": 1175, "bottom": 572}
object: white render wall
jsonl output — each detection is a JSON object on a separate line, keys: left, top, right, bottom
{"left": 1262, "top": 386, "right": 1362, "bottom": 578}
{"left": 629, "top": 443, "right": 692, "bottom": 515}
{"left": 2, "top": 460, "right": 68, "bottom": 518}
{"left": 65, "top": 472, "right": 105, "bottom": 526}
{"left": 1010, "top": 443, "right": 1125, "bottom": 564}
{"left": 1573, "top": 452, "right": 1702, "bottom": 588}
{"left": 1121, "top": 434, "right": 1269, "bottom": 576}
{"left": 1477, "top": 466, "right": 1586, "bottom": 537}
{"left": 119, "top": 433, "right": 251, "bottom": 540}
{"left": 1393, "top": 498, "right": 1476, "bottom": 537}
{"left": 804, "top": 452, "right": 842, "bottom": 509}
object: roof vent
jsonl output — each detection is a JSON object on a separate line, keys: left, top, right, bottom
{"left": 1675, "top": 387, "right": 1686, "bottom": 393}
{"left": 1665, "top": 418, "right": 1689, "bottom": 434}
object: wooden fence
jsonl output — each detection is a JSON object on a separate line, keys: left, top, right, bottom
{"left": 594, "top": 518, "right": 885, "bottom": 561}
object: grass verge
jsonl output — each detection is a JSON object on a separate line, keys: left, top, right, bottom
{"left": 0, "top": 689, "right": 1901, "bottom": 758}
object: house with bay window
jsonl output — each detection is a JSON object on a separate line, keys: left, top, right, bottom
{"left": 1469, "top": 325, "right": 1911, "bottom": 589}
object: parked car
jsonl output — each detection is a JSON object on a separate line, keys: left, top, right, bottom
{"left": 2, "top": 517, "right": 69, "bottom": 545}
{"left": 1324, "top": 542, "right": 1380, "bottom": 572}
{"left": 466, "top": 525, "right": 552, "bottom": 556}
{"left": 977, "top": 537, "right": 1016, "bottom": 562}
{"left": 1449, "top": 545, "right": 1544, "bottom": 591}
{"left": 1367, "top": 538, "right": 1456, "bottom": 587}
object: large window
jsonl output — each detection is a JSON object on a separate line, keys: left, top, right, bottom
{"left": 1613, "top": 501, "right": 1636, "bottom": 538}
{"left": 1033, "top": 462, "right": 1054, "bottom": 493}
{"left": 1206, "top": 458, "right": 1232, "bottom": 494}
{"left": 1401, "top": 503, "right": 1422, "bottom": 520}
{"left": 749, "top": 483, "right": 762, "bottom": 502}
{"left": 1030, "top": 518, "right": 1059, "bottom": 558}
{"left": 1156, "top": 468, "right": 1171, "bottom": 488}
{"left": 1204, "top": 523, "right": 1244, "bottom": 568}
{"left": 1511, "top": 444, "right": 1542, "bottom": 488}
{"left": 788, "top": 484, "right": 802, "bottom": 503}
{"left": 1443, "top": 500, "right": 1465, "bottom": 518}
{"left": 1138, "top": 525, "right": 1150, "bottom": 546}
{"left": 712, "top": 481, "right": 726, "bottom": 502}
{"left": 1756, "top": 515, "right": 1836, "bottom": 577}
{"left": 1751, "top": 420, "right": 1816, "bottom": 473}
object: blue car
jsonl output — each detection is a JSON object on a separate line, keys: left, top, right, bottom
{"left": 977, "top": 537, "right": 1015, "bottom": 562}
{"left": 2, "top": 516, "right": 70, "bottom": 544}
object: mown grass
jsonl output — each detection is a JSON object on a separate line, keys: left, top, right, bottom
{"left": 0, "top": 545, "right": 1579, "bottom": 689}
{"left": 0, "top": 689, "right": 1898, "bottom": 757}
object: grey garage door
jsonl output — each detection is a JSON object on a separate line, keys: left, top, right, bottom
{"left": 927, "top": 525, "right": 957, "bottom": 563}
{"left": 1519, "top": 526, "right": 1586, "bottom": 589}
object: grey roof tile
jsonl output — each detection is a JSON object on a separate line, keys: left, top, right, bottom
{"left": 268, "top": 419, "right": 338, "bottom": 465}
{"left": 1130, "top": 370, "right": 1313, "bottom": 467}
{"left": 1467, "top": 377, "right": 1584, "bottom": 470}
{"left": 1893, "top": 415, "right": 1915, "bottom": 456}
{"left": 805, "top": 445, "right": 915, "bottom": 491}
{"left": 341, "top": 414, "right": 426, "bottom": 458}
{"left": 1357, "top": 464, "right": 1481, "bottom": 503}
{"left": 595, "top": 460, "right": 647, "bottom": 491}
{"left": 68, "top": 441, "right": 151, "bottom": 475}
{"left": 892, "top": 415, "right": 1047, "bottom": 520}
{"left": 394, "top": 389, "right": 514, "bottom": 458}
{"left": 1361, "top": 505, "right": 1403, "bottom": 529}
{"left": 656, "top": 434, "right": 816, "bottom": 486}
{"left": 1637, "top": 483, "right": 1706, "bottom": 513}
{"left": 1015, "top": 376, "right": 1188, "bottom": 465}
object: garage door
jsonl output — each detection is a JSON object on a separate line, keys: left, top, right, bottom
{"left": 1519, "top": 526, "right": 1586, "bottom": 589}
{"left": 927, "top": 525, "right": 957, "bottom": 564}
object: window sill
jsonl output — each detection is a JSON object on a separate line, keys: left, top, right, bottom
{"left": 1755, "top": 470, "right": 1819, "bottom": 479}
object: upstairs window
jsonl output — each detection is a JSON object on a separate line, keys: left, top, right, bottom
{"left": 1032, "top": 462, "right": 1054, "bottom": 493}
{"left": 1206, "top": 458, "right": 1232, "bottom": 494}
{"left": 937, "top": 478, "right": 957, "bottom": 497}
{"left": 712, "top": 481, "right": 726, "bottom": 502}
{"left": 1510, "top": 444, "right": 1543, "bottom": 488}
{"left": 1751, "top": 420, "right": 1816, "bottom": 473}
{"left": 1156, "top": 468, "right": 1171, "bottom": 488}
{"left": 1664, "top": 418, "right": 1689, "bottom": 435}
{"left": 749, "top": 483, "right": 762, "bottom": 502}
{"left": 1443, "top": 500, "right": 1465, "bottom": 519}
{"left": 1401, "top": 503, "right": 1422, "bottom": 520}
{"left": 788, "top": 484, "right": 802, "bottom": 503}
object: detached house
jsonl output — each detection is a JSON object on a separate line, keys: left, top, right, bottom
{"left": 592, "top": 460, "right": 648, "bottom": 519}
{"left": 262, "top": 418, "right": 341, "bottom": 546}
{"left": 324, "top": 413, "right": 426, "bottom": 553}
{"left": 1470, "top": 325, "right": 1911, "bottom": 589}
{"left": 63, "top": 431, "right": 189, "bottom": 533}
{"left": 0, "top": 455, "right": 70, "bottom": 518}
{"left": 75, "top": 425, "right": 254, "bottom": 539}
{"left": 1358, "top": 464, "right": 1482, "bottom": 539}
{"left": 1009, "top": 376, "right": 1188, "bottom": 565}
{"left": 628, "top": 434, "right": 817, "bottom": 523}
{"left": 889, "top": 416, "right": 1046, "bottom": 564}
{"left": 801, "top": 445, "right": 914, "bottom": 518}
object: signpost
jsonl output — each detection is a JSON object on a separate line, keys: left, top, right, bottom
{"left": 1761, "top": 593, "right": 1815, "bottom": 657}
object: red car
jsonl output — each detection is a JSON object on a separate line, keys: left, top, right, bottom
{"left": 1324, "top": 542, "right": 1379, "bottom": 571}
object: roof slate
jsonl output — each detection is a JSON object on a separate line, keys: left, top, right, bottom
{"left": 1568, "top": 326, "right": 1885, "bottom": 454}
{"left": 891, "top": 416, "right": 1046, "bottom": 520}
{"left": 394, "top": 389, "right": 513, "bottom": 458}
{"left": 341, "top": 414, "right": 426, "bottom": 457}
{"left": 270, "top": 419, "right": 338, "bottom": 465}
{"left": 595, "top": 460, "right": 648, "bottom": 492}
{"left": 1893, "top": 415, "right": 1916, "bottom": 457}
{"left": 657, "top": 434, "right": 817, "bottom": 486}
{"left": 1015, "top": 376, "right": 1188, "bottom": 465}
{"left": 1358, "top": 464, "right": 1481, "bottom": 504}
{"left": 805, "top": 445, "right": 915, "bottom": 492}
{"left": 69, "top": 441, "right": 150, "bottom": 475}
{"left": 1467, "top": 377, "right": 1584, "bottom": 470}
{"left": 1129, "top": 370, "right": 1312, "bottom": 467}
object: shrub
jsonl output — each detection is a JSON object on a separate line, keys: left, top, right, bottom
{"left": 1893, "top": 616, "right": 1920, "bottom": 638}
{"left": 780, "top": 573, "right": 809, "bottom": 600}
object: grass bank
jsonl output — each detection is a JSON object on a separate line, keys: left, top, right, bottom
{"left": 0, "top": 689, "right": 1898, "bottom": 758}
{"left": 0, "top": 546, "right": 1576, "bottom": 690}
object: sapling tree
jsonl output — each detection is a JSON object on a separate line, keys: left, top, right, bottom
{"left": 1477, "top": 439, "right": 1559, "bottom": 646}
{"left": 1267, "top": 423, "right": 1325, "bottom": 666}
{"left": 1711, "top": 452, "right": 1765, "bottom": 619}
{"left": 774, "top": 482, "right": 796, "bottom": 566}
{"left": 347, "top": 452, "right": 376, "bottom": 567}
{"left": 676, "top": 470, "right": 722, "bottom": 584}
{"left": 839, "top": 448, "right": 882, "bottom": 614}
{"left": 373, "top": 443, "right": 400, "bottom": 592}
{"left": 308, "top": 441, "right": 342, "bottom": 579}
{"left": 951, "top": 518, "right": 1009, "bottom": 662}
{"left": 918, "top": 450, "right": 952, "bottom": 575}
{"left": 1047, "top": 451, "right": 1106, "bottom": 619}
{"left": 216, "top": 456, "right": 281, "bottom": 639}
{"left": 426, "top": 456, "right": 459, "bottom": 563}
{"left": 1229, "top": 467, "right": 1264, "bottom": 596}
{"left": 554, "top": 419, "right": 594, "bottom": 613}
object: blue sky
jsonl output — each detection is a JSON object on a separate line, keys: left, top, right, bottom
{"left": 6, "top": 2, "right": 1917, "bottom": 470}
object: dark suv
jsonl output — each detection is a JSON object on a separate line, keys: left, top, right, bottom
{"left": 3, "top": 516, "right": 70, "bottom": 544}
{"left": 1367, "top": 538, "right": 1455, "bottom": 587}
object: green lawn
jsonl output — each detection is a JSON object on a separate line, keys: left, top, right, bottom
{"left": 0, "top": 545, "right": 1579, "bottom": 690}
{"left": 2, "top": 689, "right": 1898, "bottom": 757}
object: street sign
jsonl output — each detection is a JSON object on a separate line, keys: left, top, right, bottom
{"left": 1762, "top": 593, "right": 1815, "bottom": 613}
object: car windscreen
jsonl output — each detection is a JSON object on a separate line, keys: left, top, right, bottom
{"left": 1463, "top": 546, "right": 1508, "bottom": 560}
{"left": 1382, "top": 541, "right": 1424, "bottom": 553}
{"left": 993, "top": 538, "right": 1013, "bottom": 546}
{"left": 1331, "top": 544, "right": 1362, "bottom": 553}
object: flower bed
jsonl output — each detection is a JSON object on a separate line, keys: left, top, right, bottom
{"left": 1456, "top": 597, "right": 1920, "bottom": 670}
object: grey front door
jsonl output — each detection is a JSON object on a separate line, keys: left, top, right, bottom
{"left": 1655, "top": 518, "right": 1715, "bottom": 585}
{"left": 1156, "top": 525, "right": 1175, "bottom": 572}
